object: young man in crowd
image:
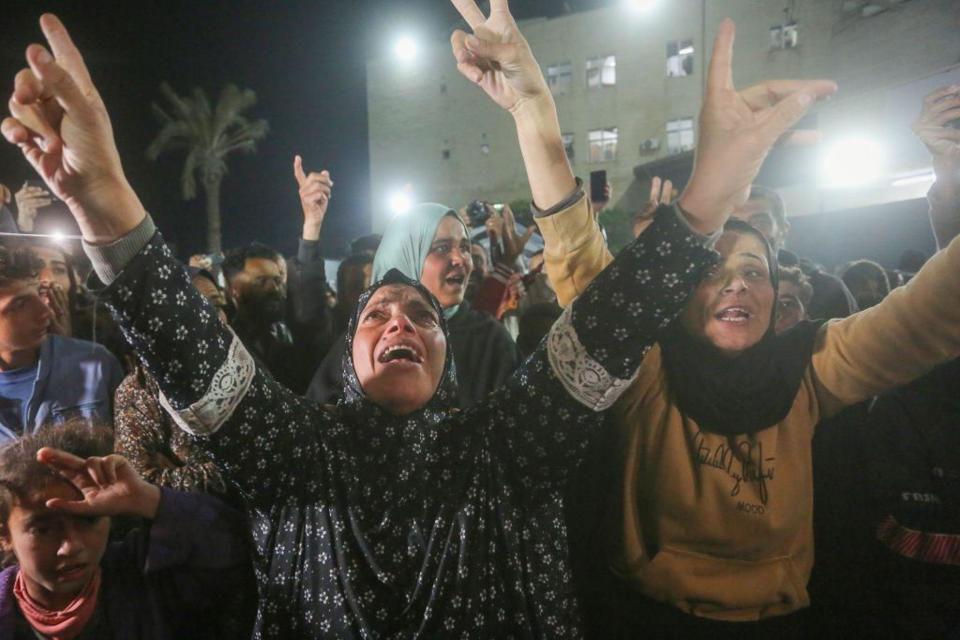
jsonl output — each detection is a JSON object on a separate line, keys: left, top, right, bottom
{"left": 0, "top": 243, "right": 122, "bottom": 444}
{"left": 222, "top": 156, "right": 336, "bottom": 394}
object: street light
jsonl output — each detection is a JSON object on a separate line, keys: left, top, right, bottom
{"left": 394, "top": 36, "right": 418, "bottom": 62}
{"left": 819, "top": 138, "right": 886, "bottom": 188}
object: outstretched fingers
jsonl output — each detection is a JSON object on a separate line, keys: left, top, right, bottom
{"left": 451, "top": 31, "right": 484, "bottom": 84}
{"left": 39, "top": 13, "right": 95, "bottom": 93}
{"left": 706, "top": 18, "right": 736, "bottom": 94}
{"left": 451, "top": 0, "right": 487, "bottom": 30}
{"left": 740, "top": 79, "right": 837, "bottom": 111}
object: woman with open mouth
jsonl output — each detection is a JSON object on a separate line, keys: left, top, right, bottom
{"left": 307, "top": 201, "right": 522, "bottom": 411}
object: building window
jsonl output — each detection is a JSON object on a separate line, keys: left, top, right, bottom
{"left": 666, "top": 39, "right": 695, "bottom": 77}
{"left": 666, "top": 118, "right": 695, "bottom": 154}
{"left": 562, "top": 133, "right": 575, "bottom": 160}
{"left": 586, "top": 55, "right": 616, "bottom": 88}
{"left": 588, "top": 127, "right": 618, "bottom": 162}
{"left": 547, "top": 62, "right": 573, "bottom": 95}
{"left": 442, "top": 149, "right": 451, "bottom": 160}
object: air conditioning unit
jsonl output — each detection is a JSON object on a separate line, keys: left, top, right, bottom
{"left": 782, "top": 22, "right": 798, "bottom": 48}
{"left": 639, "top": 138, "right": 661, "bottom": 153}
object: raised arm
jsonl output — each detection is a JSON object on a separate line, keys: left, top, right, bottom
{"left": 526, "top": 20, "right": 836, "bottom": 306}
{"left": 2, "top": 15, "right": 335, "bottom": 509}
{"left": 913, "top": 84, "right": 960, "bottom": 249}
{"left": 812, "top": 233, "right": 960, "bottom": 418}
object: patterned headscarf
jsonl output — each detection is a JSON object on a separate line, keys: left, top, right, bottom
{"left": 340, "top": 268, "right": 459, "bottom": 421}
{"left": 371, "top": 204, "right": 464, "bottom": 320}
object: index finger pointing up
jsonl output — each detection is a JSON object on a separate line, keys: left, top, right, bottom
{"left": 451, "top": 0, "right": 487, "bottom": 30}
{"left": 707, "top": 18, "right": 736, "bottom": 94}
{"left": 39, "top": 14, "right": 94, "bottom": 93}
{"left": 294, "top": 155, "right": 307, "bottom": 185}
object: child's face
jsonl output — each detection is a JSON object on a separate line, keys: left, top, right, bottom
{"left": 1, "top": 480, "right": 109, "bottom": 609}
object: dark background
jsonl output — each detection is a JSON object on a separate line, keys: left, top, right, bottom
{"left": 1, "top": 0, "right": 608, "bottom": 258}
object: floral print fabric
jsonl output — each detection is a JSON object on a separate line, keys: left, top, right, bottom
{"left": 99, "top": 203, "right": 714, "bottom": 638}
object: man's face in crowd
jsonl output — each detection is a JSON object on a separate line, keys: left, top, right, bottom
{"left": 351, "top": 284, "right": 447, "bottom": 416}
{"left": 730, "top": 196, "right": 788, "bottom": 253}
{"left": 32, "top": 246, "right": 73, "bottom": 294}
{"left": 420, "top": 215, "right": 473, "bottom": 309}
{"left": 0, "top": 279, "right": 52, "bottom": 356}
{"left": 775, "top": 280, "right": 808, "bottom": 335}
{"left": 681, "top": 231, "right": 775, "bottom": 356}
{"left": 846, "top": 274, "right": 887, "bottom": 311}
{"left": 229, "top": 257, "right": 287, "bottom": 323}
{"left": 1, "top": 480, "right": 110, "bottom": 611}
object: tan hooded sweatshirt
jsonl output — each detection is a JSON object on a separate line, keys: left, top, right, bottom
{"left": 538, "top": 195, "right": 960, "bottom": 621}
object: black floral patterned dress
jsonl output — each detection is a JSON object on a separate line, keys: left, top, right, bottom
{"left": 95, "top": 201, "right": 715, "bottom": 639}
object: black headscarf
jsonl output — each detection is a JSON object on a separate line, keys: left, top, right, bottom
{"left": 339, "top": 268, "right": 459, "bottom": 421}
{"left": 660, "top": 219, "right": 824, "bottom": 436}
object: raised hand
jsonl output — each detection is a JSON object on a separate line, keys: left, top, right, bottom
{"left": 913, "top": 85, "right": 960, "bottom": 167}
{"left": 1, "top": 14, "right": 145, "bottom": 243}
{"left": 37, "top": 448, "right": 161, "bottom": 520}
{"left": 13, "top": 182, "right": 53, "bottom": 232}
{"left": 678, "top": 20, "right": 836, "bottom": 234}
{"left": 633, "top": 177, "right": 674, "bottom": 238}
{"left": 499, "top": 203, "right": 535, "bottom": 265}
{"left": 449, "top": 0, "right": 549, "bottom": 114}
{"left": 293, "top": 155, "right": 332, "bottom": 241}
{"left": 40, "top": 281, "right": 71, "bottom": 337}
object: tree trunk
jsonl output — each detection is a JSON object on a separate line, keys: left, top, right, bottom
{"left": 203, "top": 175, "right": 223, "bottom": 254}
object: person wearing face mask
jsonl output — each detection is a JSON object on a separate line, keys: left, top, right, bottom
{"left": 0, "top": 9, "right": 753, "bottom": 635}
{"left": 307, "top": 202, "right": 521, "bottom": 409}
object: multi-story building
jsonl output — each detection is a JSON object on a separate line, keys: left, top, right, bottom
{"left": 368, "top": 0, "right": 959, "bottom": 266}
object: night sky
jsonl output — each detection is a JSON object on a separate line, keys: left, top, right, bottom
{"left": 1, "top": 0, "right": 608, "bottom": 258}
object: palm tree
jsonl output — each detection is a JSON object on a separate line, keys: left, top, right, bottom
{"left": 147, "top": 83, "right": 269, "bottom": 253}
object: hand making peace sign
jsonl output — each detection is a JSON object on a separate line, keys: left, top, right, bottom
{"left": 678, "top": 20, "right": 837, "bottom": 233}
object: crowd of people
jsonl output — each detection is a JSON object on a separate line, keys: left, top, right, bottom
{"left": 0, "top": 2, "right": 958, "bottom": 638}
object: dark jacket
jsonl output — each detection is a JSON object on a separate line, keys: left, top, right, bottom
{"left": 0, "top": 489, "right": 252, "bottom": 640}
{"left": 306, "top": 300, "right": 521, "bottom": 409}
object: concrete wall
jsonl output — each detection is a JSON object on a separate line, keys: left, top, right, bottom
{"left": 367, "top": 0, "right": 960, "bottom": 230}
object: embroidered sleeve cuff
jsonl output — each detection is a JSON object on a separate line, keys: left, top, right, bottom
{"left": 157, "top": 332, "right": 256, "bottom": 436}
{"left": 547, "top": 306, "right": 639, "bottom": 411}
{"left": 82, "top": 215, "right": 157, "bottom": 284}
{"left": 532, "top": 178, "right": 586, "bottom": 218}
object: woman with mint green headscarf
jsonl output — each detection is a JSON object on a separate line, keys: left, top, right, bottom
{"left": 307, "top": 203, "right": 520, "bottom": 408}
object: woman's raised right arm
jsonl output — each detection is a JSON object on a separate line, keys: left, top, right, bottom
{"left": 2, "top": 15, "right": 334, "bottom": 510}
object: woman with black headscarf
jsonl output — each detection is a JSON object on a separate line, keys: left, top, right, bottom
{"left": 528, "top": 40, "right": 960, "bottom": 640}
{"left": 1, "top": 10, "right": 740, "bottom": 637}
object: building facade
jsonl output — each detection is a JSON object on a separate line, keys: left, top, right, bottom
{"left": 367, "top": 0, "right": 960, "bottom": 233}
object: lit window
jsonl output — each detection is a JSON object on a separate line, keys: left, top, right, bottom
{"left": 666, "top": 39, "right": 695, "bottom": 77}
{"left": 666, "top": 118, "right": 695, "bottom": 154}
{"left": 547, "top": 62, "right": 573, "bottom": 95}
{"left": 562, "top": 133, "right": 575, "bottom": 160}
{"left": 586, "top": 55, "right": 616, "bottom": 88}
{"left": 588, "top": 127, "right": 618, "bottom": 162}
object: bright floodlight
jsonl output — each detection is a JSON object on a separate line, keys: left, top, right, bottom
{"left": 394, "top": 37, "right": 418, "bottom": 62}
{"left": 819, "top": 138, "right": 886, "bottom": 188}
{"left": 624, "top": 0, "right": 657, "bottom": 11}
{"left": 51, "top": 230, "right": 66, "bottom": 243}
{"left": 389, "top": 191, "right": 414, "bottom": 217}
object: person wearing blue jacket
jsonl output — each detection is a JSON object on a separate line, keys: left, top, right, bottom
{"left": 0, "top": 244, "right": 122, "bottom": 444}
